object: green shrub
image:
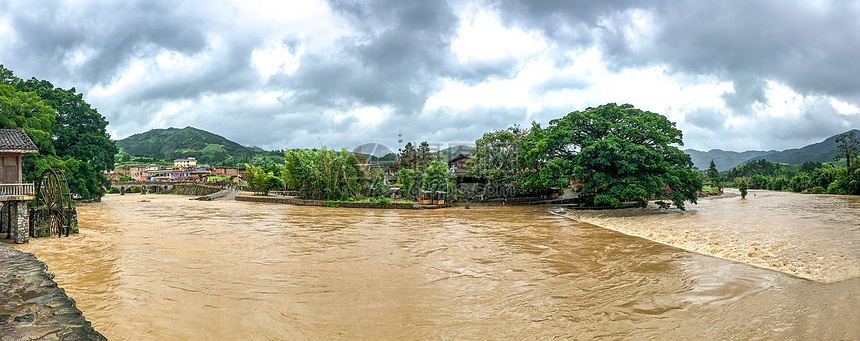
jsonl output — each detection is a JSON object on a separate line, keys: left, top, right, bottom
{"left": 371, "top": 198, "right": 391, "bottom": 204}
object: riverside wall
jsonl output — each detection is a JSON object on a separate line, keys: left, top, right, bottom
{"left": 170, "top": 183, "right": 222, "bottom": 196}
{"left": 0, "top": 243, "right": 105, "bottom": 340}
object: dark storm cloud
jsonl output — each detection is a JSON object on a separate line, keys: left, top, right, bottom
{"left": 2, "top": 0, "right": 211, "bottom": 85}
{"left": 491, "top": 0, "right": 860, "bottom": 149}
{"left": 363, "top": 105, "right": 528, "bottom": 150}
{"left": 275, "top": 0, "right": 522, "bottom": 117}
{"left": 493, "top": 0, "right": 860, "bottom": 99}
{"left": 685, "top": 107, "right": 728, "bottom": 130}
{"left": 719, "top": 76, "right": 768, "bottom": 116}
{"left": 651, "top": 1, "right": 860, "bottom": 99}
{"left": 288, "top": 0, "right": 460, "bottom": 116}
{"left": 682, "top": 98, "right": 860, "bottom": 151}
{"left": 2, "top": 0, "right": 858, "bottom": 152}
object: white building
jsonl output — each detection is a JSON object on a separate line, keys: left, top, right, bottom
{"left": 173, "top": 157, "right": 197, "bottom": 168}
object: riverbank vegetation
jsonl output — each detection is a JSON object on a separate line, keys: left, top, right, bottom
{"left": 240, "top": 141, "right": 455, "bottom": 202}
{"left": 713, "top": 131, "right": 860, "bottom": 195}
{"left": 0, "top": 65, "right": 117, "bottom": 200}
{"left": 467, "top": 103, "right": 702, "bottom": 210}
{"left": 281, "top": 148, "right": 363, "bottom": 200}
{"left": 208, "top": 103, "right": 703, "bottom": 209}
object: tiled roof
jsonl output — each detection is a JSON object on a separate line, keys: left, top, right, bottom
{"left": 0, "top": 129, "right": 39, "bottom": 152}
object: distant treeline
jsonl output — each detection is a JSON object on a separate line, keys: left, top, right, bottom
{"left": 722, "top": 159, "right": 860, "bottom": 195}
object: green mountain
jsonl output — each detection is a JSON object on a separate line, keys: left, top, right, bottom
{"left": 685, "top": 129, "right": 860, "bottom": 171}
{"left": 439, "top": 144, "right": 474, "bottom": 161}
{"left": 115, "top": 126, "right": 255, "bottom": 164}
{"left": 684, "top": 149, "right": 773, "bottom": 172}
{"left": 745, "top": 129, "right": 860, "bottom": 165}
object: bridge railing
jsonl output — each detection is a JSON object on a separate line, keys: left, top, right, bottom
{"left": 0, "top": 183, "right": 35, "bottom": 196}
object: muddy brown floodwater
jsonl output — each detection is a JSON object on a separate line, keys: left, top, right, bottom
{"left": 10, "top": 194, "right": 860, "bottom": 340}
{"left": 567, "top": 189, "right": 860, "bottom": 283}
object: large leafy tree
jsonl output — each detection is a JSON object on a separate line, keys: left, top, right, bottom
{"left": 366, "top": 168, "right": 387, "bottom": 198}
{"left": 399, "top": 141, "right": 435, "bottom": 171}
{"left": 1, "top": 66, "right": 118, "bottom": 199}
{"left": 0, "top": 83, "right": 56, "bottom": 154}
{"left": 16, "top": 79, "right": 117, "bottom": 172}
{"left": 244, "top": 164, "right": 285, "bottom": 195}
{"left": 467, "top": 126, "right": 525, "bottom": 191}
{"left": 707, "top": 160, "right": 720, "bottom": 187}
{"left": 520, "top": 103, "right": 701, "bottom": 209}
{"left": 835, "top": 131, "right": 858, "bottom": 173}
{"left": 283, "top": 148, "right": 362, "bottom": 200}
{"left": 396, "top": 168, "right": 421, "bottom": 199}
{"left": 421, "top": 160, "right": 454, "bottom": 192}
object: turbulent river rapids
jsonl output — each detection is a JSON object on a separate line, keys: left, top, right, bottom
{"left": 10, "top": 192, "right": 860, "bottom": 340}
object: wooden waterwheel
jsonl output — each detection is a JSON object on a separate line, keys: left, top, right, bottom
{"left": 36, "top": 168, "right": 73, "bottom": 237}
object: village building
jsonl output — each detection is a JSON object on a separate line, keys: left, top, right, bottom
{"left": 212, "top": 166, "right": 242, "bottom": 183}
{"left": 112, "top": 164, "right": 148, "bottom": 181}
{"left": 173, "top": 157, "right": 197, "bottom": 168}
{"left": 0, "top": 129, "right": 39, "bottom": 243}
{"left": 103, "top": 172, "right": 122, "bottom": 182}
{"left": 447, "top": 153, "right": 471, "bottom": 175}
{"left": 146, "top": 168, "right": 174, "bottom": 182}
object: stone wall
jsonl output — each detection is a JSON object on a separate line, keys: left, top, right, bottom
{"left": 170, "top": 184, "right": 222, "bottom": 196}
{"left": 0, "top": 243, "right": 106, "bottom": 340}
{"left": 7, "top": 201, "right": 29, "bottom": 244}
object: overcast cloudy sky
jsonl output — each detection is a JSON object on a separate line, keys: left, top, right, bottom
{"left": 2, "top": 0, "right": 859, "bottom": 153}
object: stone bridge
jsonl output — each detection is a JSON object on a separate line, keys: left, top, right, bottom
{"left": 110, "top": 181, "right": 175, "bottom": 195}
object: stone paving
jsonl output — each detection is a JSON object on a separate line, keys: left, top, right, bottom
{"left": 0, "top": 243, "right": 105, "bottom": 341}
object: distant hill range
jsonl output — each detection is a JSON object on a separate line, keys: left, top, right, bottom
{"left": 686, "top": 129, "right": 860, "bottom": 171}
{"left": 684, "top": 149, "right": 774, "bottom": 172}
{"left": 439, "top": 144, "right": 474, "bottom": 160}
{"left": 115, "top": 126, "right": 255, "bottom": 161}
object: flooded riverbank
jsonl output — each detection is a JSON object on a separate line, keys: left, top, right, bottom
{"left": 11, "top": 194, "right": 860, "bottom": 340}
{"left": 566, "top": 189, "right": 860, "bottom": 283}
{"left": 0, "top": 243, "right": 105, "bottom": 340}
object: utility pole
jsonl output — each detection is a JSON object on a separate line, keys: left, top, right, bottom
{"left": 398, "top": 132, "right": 403, "bottom": 155}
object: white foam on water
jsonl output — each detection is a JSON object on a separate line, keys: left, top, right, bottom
{"left": 565, "top": 190, "right": 860, "bottom": 283}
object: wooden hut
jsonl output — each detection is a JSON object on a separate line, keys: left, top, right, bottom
{"left": 417, "top": 190, "right": 433, "bottom": 205}
{"left": 0, "top": 129, "right": 39, "bottom": 244}
{"left": 417, "top": 190, "right": 447, "bottom": 205}
{"left": 432, "top": 191, "right": 447, "bottom": 205}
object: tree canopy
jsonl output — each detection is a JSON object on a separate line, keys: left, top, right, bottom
{"left": 519, "top": 103, "right": 701, "bottom": 209}
{"left": 466, "top": 126, "right": 525, "bottom": 192}
{"left": 707, "top": 160, "right": 720, "bottom": 187}
{"left": 1, "top": 65, "right": 117, "bottom": 199}
{"left": 835, "top": 131, "right": 858, "bottom": 173}
{"left": 244, "top": 164, "right": 285, "bottom": 195}
{"left": 399, "top": 141, "right": 435, "bottom": 171}
{"left": 283, "top": 148, "right": 362, "bottom": 200}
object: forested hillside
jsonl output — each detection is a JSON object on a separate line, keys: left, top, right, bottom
{"left": 686, "top": 130, "right": 860, "bottom": 171}
{"left": 684, "top": 149, "right": 772, "bottom": 171}
{"left": 746, "top": 129, "right": 860, "bottom": 165}
{"left": 116, "top": 126, "right": 284, "bottom": 166}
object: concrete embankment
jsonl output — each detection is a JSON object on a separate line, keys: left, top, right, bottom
{"left": 0, "top": 243, "right": 105, "bottom": 340}
{"left": 170, "top": 183, "right": 222, "bottom": 196}
{"left": 193, "top": 189, "right": 237, "bottom": 201}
